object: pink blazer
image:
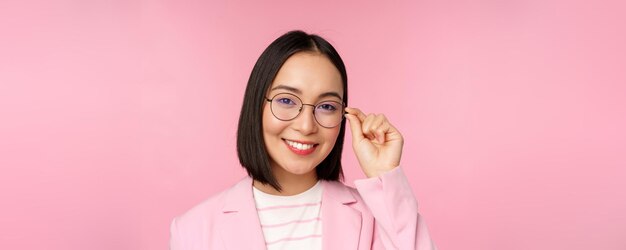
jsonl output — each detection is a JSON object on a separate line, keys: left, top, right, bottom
{"left": 170, "top": 167, "right": 436, "bottom": 250}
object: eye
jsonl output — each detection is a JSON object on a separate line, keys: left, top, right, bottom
{"left": 276, "top": 97, "right": 296, "bottom": 105}
{"left": 317, "top": 103, "right": 338, "bottom": 112}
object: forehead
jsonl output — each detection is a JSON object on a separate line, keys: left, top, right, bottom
{"left": 269, "top": 52, "right": 343, "bottom": 100}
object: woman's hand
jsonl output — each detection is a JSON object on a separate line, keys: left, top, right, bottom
{"left": 344, "top": 107, "right": 404, "bottom": 178}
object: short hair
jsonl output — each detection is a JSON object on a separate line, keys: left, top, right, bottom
{"left": 236, "top": 30, "right": 348, "bottom": 191}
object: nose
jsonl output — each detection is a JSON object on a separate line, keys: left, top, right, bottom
{"left": 292, "top": 104, "right": 318, "bottom": 135}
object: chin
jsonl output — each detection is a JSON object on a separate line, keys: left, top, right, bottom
{"left": 282, "top": 163, "right": 317, "bottom": 176}
{"left": 269, "top": 158, "right": 318, "bottom": 176}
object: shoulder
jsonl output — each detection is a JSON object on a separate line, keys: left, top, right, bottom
{"left": 174, "top": 190, "right": 225, "bottom": 225}
{"left": 170, "top": 177, "right": 255, "bottom": 249}
{"left": 323, "top": 180, "right": 360, "bottom": 197}
{"left": 321, "top": 180, "right": 371, "bottom": 212}
{"left": 171, "top": 177, "right": 250, "bottom": 231}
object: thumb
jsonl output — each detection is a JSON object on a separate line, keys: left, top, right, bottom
{"left": 345, "top": 113, "right": 365, "bottom": 143}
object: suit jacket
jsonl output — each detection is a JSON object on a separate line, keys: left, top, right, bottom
{"left": 170, "top": 167, "right": 436, "bottom": 250}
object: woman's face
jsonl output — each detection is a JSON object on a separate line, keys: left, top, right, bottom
{"left": 262, "top": 51, "right": 344, "bottom": 180}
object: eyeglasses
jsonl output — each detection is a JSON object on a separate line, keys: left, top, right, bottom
{"left": 265, "top": 92, "right": 345, "bottom": 128}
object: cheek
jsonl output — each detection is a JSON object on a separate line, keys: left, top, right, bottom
{"left": 323, "top": 127, "right": 341, "bottom": 146}
{"left": 262, "top": 105, "right": 284, "bottom": 137}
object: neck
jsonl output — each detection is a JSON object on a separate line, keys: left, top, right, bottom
{"left": 253, "top": 166, "right": 318, "bottom": 196}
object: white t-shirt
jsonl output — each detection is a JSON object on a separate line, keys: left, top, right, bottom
{"left": 252, "top": 181, "right": 323, "bottom": 250}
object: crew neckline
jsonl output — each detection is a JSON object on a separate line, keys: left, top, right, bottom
{"left": 252, "top": 180, "right": 322, "bottom": 200}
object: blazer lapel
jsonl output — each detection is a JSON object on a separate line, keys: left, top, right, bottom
{"left": 321, "top": 181, "right": 362, "bottom": 250}
{"left": 218, "top": 177, "right": 267, "bottom": 250}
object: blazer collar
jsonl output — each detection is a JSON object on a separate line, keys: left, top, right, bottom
{"left": 321, "top": 180, "right": 363, "bottom": 250}
{"left": 321, "top": 180, "right": 358, "bottom": 205}
{"left": 219, "top": 176, "right": 266, "bottom": 249}
{"left": 221, "top": 178, "right": 359, "bottom": 211}
{"left": 219, "top": 177, "right": 363, "bottom": 250}
{"left": 221, "top": 176, "right": 255, "bottom": 212}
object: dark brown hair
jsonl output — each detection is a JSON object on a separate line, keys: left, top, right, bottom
{"left": 236, "top": 30, "right": 348, "bottom": 191}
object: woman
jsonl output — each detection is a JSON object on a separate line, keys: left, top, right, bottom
{"left": 170, "top": 30, "right": 436, "bottom": 250}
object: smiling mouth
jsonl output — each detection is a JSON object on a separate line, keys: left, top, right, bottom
{"left": 282, "top": 139, "right": 318, "bottom": 155}
{"left": 284, "top": 139, "right": 317, "bottom": 149}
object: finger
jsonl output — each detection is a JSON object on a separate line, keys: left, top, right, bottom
{"left": 345, "top": 107, "right": 367, "bottom": 123}
{"left": 373, "top": 116, "right": 389, "bottom": 144}
{"left": 361, "top": 114, "right": 379, "bottom": 141}
{"left": 375, "top": 125, "right": 389, "bottom": 144}
{"left": 364, "top": 114, "right": 385, "bottom": 136}
{"left": 382, "top": 119, "right": 404, "bottom": 142}
{"left": 344, "top": 113, "right": 365, "bottom": 143}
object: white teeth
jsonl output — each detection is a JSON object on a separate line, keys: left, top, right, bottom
{"left": 286, "top": 140, "right": 314, "bottom": 150}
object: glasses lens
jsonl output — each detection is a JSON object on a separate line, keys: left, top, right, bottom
{"left": 315, "top": 101, "right": 344, "bottom": 128}
{"left": 270, "top": 93, "right": 301, "bottom": 120}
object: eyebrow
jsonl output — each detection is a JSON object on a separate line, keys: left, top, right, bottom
{"left": 270, "top": 85, "right": 343, "bottom": 101}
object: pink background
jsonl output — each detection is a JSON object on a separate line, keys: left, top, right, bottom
{"left": 1, "top": 0, "right": 625, "bottom": 249}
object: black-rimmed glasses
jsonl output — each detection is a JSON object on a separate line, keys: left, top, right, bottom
{"left": 265, "top": 93, "right": 345, "bottom": 128}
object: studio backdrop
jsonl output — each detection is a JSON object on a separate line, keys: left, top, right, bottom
{"left": 1, "top": 0, "right": 625, "bottom": 249}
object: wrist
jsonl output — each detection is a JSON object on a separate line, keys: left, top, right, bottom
{"left": 364, "top": 165, "right": 399, "bottom": 178}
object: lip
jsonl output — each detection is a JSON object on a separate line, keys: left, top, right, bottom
{"left": 282, "top": 139, "right": 318, "bottom": 156}
{"left": 283, "top": 138, "right": 318, "bottom": 145}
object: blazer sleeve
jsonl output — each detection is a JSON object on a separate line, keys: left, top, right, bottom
{"left": 354, "top": 167, "right": 437, "bottom": 250}
{"left": 169, "top": 217, "right": 182, "bottom": 250}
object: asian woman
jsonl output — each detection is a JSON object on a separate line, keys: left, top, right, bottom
{"left": 170, "top": 30, "right": 436, "bottom": 250}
